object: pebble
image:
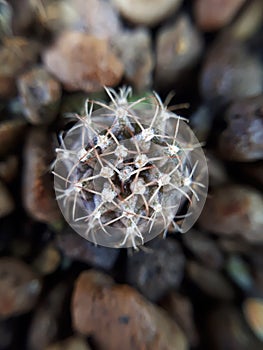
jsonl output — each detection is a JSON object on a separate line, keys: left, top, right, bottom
{"left": 111, "top": 28, "right": 154, "bottom": 91}
{"left": 23, "top": 128, "right": 61, "bottom": 224}
{"left": 127, "top": 238, "right": 185, "bottom": 301}
{"left": 33, "top": 244, "right": 61, "bottom": 276}
{"left": 18, "top": 66, "right": 61, "bottom": 125}
{"left": 206, "top": 305, "right": 263, "bottom": 350}
{"left": 45, "top": 336, "right": 91, "bottom": 350}
{"left": 200, "top": 37, "right": 263, "bottom": 106}
{"left": 72, "top": 270, "right": 188, "bottom": 350}
{"left": 0, "top": 37, "right": 39, "bottom": 98}
{"left": 183, "top": 230, "right": 224, "bottom": 269}
{"left": 43, "top": 31, "right": 123, "bottom": 92}
{"left": 193, "top": 0, "right": 246, "bottom": 31}
{"left": 187, "top": 261, "right": 235, "bottom": 300}
{"left": 226, "top": 255, "right": 254, "bottom": 291}
{"left": 199, "top": 185, "right": 263, "bottom": 242}
{"left": 161, "top": 293, "right": 199, "bottom": 347}
{"left": 155, "top": 15, "right": 203, "bottom": 88}
{"left": 219, "top": 95, "right": 263, "bottom": 161}
{"left": 0, "top": 0, "right": 13, "bottom": 38}
{"left": 112, "top": 0, "right": 183, "bottom": 26}
{"left": 0, "top": 257, "right": 41, "bottom": 318}
{"left": 243, "top": 298, "right": 263, "bottom": 343}
{"left": 0, "top": 180, "right": 14, "bottom": 218}
{"left": 0, "top": 155, "right": 18, "bottom": 183}
{"left": 55, "top": 229, "right": 119, "bottom": 271}
{"left": 0, "top": 119, "right": 27, "bottom": 157}
{"left": 70, "top": 0, "right": 121, "bottom": 39}
{"left": 28, "top": 283, "right": 70, "bottom": 350}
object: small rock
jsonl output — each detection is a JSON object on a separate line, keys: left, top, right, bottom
{"left": 18, "top": 66, "right": 61, "bottom": 125}
{"left": 0, "top": 119, "right": 27, "bottom": 157}
{"left": 45, "top": 336, "right": 91, "bottom": 350}
{"left": 183, "top": 230, "right": 224, "bottom": 269}
{"left": 206, "top": 305, "right": 263, "bottom": 350}
{"left": 112, "top": 0, "right": 183, "bottom": 26}
{"left": 219, "top": 95, "right": 263, "bottom": 161}
{"left": 28, "top": 283, "right": 70, "bottom": 350}
{"left": 155, "top": 15, "right": 203, "bottom": 88}
{"left": 229, "top": 0, "right": 263, "bottom": 40}
{"left": 23, "top": 128, "right": 61, "bottom": 224}
{"left": 226, "top": 255, "right": 254, "bottom": 291}
{"left": 127, "top": 238, "right": 185, "bottom": 301}
{"left": 187, "top": 261, "right": 235, "bottom": 300}
{"left": 72, "top": 270, "right": 188, "bottom": 350}
{"left": 0, "top": 37, "right": 39, "bottom": 98}
{"left": 0, "top": 155, "right": 18, "bottom": 183}
{"left": 111, "top": 28, "right": 154, "bottom": 91}
{"left": 56, "top": 229, "right": 119, "bottom": 271}
{"left": 0, "top": 257, "right": 41, "bottom": 318}
{"left": 243, "top": 298, "right": 263, "bottom": 343}
{"left": 161, "top": 293, "right": 199, "bottom": 347}
{"left": 0, "top": 0, "right": 13, "bottom": 38}
{"left": 70, "top": 0, "right": 121, "bottom": 39}
{"left": 199, "top": 185, "right": 263, "bottom": 242}
{"left": 193, "top": 0, "right": 246, "bottom": 31}
{"left": 0, "top": 180, "right": 14, "bottom": 218}
{"left": 43, "top": 31, "right": 123, "bottom": 92}
{"left": 33, "top": 244, "right": 61, "bottom": 275}
{"left": 200, "top": 37, "right": 263, "bottom": 106}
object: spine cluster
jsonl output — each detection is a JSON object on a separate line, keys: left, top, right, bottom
{"left": 53, "top": 87, "right": 208, "bottom": 249}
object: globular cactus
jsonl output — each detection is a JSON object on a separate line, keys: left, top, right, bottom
{"left": 53, "top": 87, "right": 208, "bottom": 249}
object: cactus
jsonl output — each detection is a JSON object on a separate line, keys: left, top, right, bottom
{"left": 53, "top": 87, "right": 208, "bottom": 249}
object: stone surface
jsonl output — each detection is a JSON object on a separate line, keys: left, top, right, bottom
{"left": 193, "top": 0, "right": 246, "bottom": 31}
{"left": 226, "top": 255, "right": 254, "bottom": 291}
{"left": 0, "top": 37, "right": 39, "bottom": 98}
{"left": 45, "top": 336, "right": 91, "bottom": 350}
{"left": 156, "top": 15, "right": 203, "bottom": 88}
{"left": 127, "top": 238, "right": 185, "bottom": 301}
{"left": 111, "top": 28, "right": 154, "bottom": 91}
{"left": 43, "top": 31, "right": 123, "bottom": 92}
{"left": 0, "top": 180, "right": 14, "bottom": 218}
{"left": 161, "top": 293, "right": 199, "bottom": 347}
{"left": 112, "top": 0, "right": 183, "bottom": 26}
{"left": 183, "top": 230, "right": 224, "bottom": 269}
{"left": 187, "top": 261, "right": 235, "bottom": 300}
{"left": 18, "top": 66, "right": 61, "bottom": 125}
{"left": 0, "top": 155, "right": 18, "bottom": 183}
{"left": 28, "top": 283, "right": 70, "bottom": 350}
{"left": 0, "top": 119, "right": 27, "bottom": 157}
{"left": 23, "top": 128, "right": 61, "bottom": 224}
{"left": 0, "top": 257, "right": 41, "bottom": 318}
{"left": 55, "top": 229, "right": 119, "bottom": 271}
{"left": 206, "top": 305, "right": 263, "bottom": 350}
{"left": 72, "top": 270, "right": 188, "bottom": 350}
{"left": 243, "top": 298, "right": 263, "bottom": 343}
{"left": 33, "top": 244, "right": 61, "bottom": 275}
{"left": 219, "top": 95, "right": 263, "bottom": 161}
{"left": 199, "top": 185, "right": 263, "bottom": 242}
{"left": 70, "top": 0, "right": 121, "bottom": 39}
{"left": 200, "top": 37, "right": 263, "bottom": 106}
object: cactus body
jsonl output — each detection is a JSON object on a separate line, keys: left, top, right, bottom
{"left": 53, "top": 87, "right": 208, "bottom": 249}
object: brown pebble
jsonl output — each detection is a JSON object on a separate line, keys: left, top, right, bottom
{"left": 199, "top": 185, "right": 263, "bottom": 242}
{"left": 0, "top": 37, "right": 39, "bottom": 98}
{"left": 0, "top": 180, "right": 14, "bottom": 218}
{"left": 18, "top": 66, "right": 61, "bottom": 125}
{"left": 0, "top": 155, "right": 18, "bottom": 183}
{"left": 72, "top": 270, "right": 188, "bottom": 350}
{"left": 45, "top": 336, "right": 91, "bottom": 350}
{"left": 219, "top": 95, "right": 263, "bottom": 161}
{"left": 193, "top": 0, "right": 246, "bottom": 31}
{"left": 0, "top": 119, "right": 27, "bottom": 157}
{"left": 43, "top": 31, "right": 124, "bottom": 92}
{"left": 155, "top": 15, "right": 203, "bottom": 88}
{"left": 0, "top": 257, "right": 41, "bottom": 318}
{"left": 187, "top": 261, "right": 235, "bottom": 300}
{"left": 23, "top": 128, "right": 61, "bottom": 224}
